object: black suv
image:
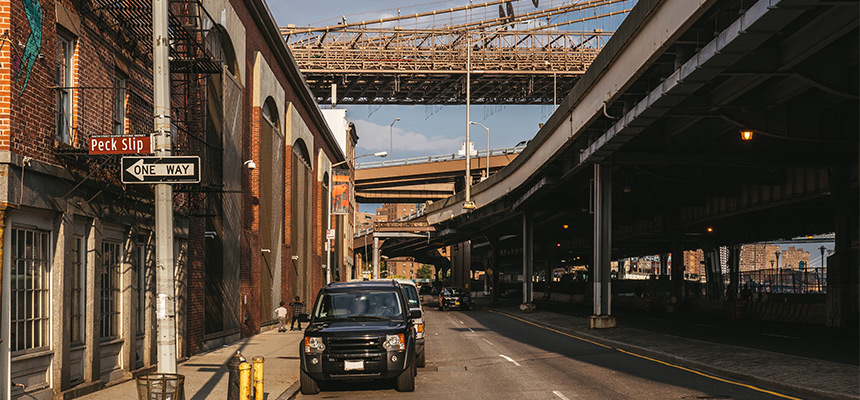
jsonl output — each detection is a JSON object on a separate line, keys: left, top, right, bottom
{"left": 439, "top": 287, "right": 471, "bottom": 311}
{"left": 299, "top": 281, "right": 420, "bottom": 394}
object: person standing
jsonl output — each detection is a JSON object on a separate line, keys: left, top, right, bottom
{"left": 289, "top": 296, "right": 306, "bottom": 331}
{"left": 275, "top": 301, "right": 288, "bottom": 332}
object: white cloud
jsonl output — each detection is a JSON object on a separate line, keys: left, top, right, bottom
{"left": 352, "top": 119, "right": 464, "bottom": 157}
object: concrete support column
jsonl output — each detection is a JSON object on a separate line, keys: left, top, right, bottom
{"left": 84, "top": 218, "right": 103, "bottom": 382}
{"left": 670, "top": 229, "right": 686, "bottom": 302}
{"left": 590, "top": 163, "right": 615, "bottom": 328}
{"left": 521, "top": 212, "right": 534, "bottom": 308}
{"left": 827, "top": 166, "right": 859, "bottom": 328}
{"left": 728, "top": 245, "right": 740, "bottom": 300}
{"left": 372, "top": 236, "right": 380, "bottom": 279}
{"left": 52, "top": 209, "right": 73, "bottom": 397}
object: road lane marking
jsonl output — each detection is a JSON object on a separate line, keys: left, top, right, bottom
{"left": 553, "top": 390, "right": 570, "bottom": 400}
{"left": 459, "top": 320, "right": 465, "bottom": 324}
{"left": 499, "top": 354, "right": 521, "bottom": 367}
{"left": 763, "top": 333, "right": 799, "bottom": 340}
{"left": 488, "top": 309, "right": 802, "bottom": 400}
{"left": 482, "top": 338, "right": 494, "bottom": 346}
{"left": 468, "top": 327, "right": 475, "bottom": 332}
{"left": 488, "top": 310, "right": 611, "bottom": 349}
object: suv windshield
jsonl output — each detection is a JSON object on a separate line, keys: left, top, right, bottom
{"left": 443, "top": 288, "right": 465, "bottom": 296}
{"left": 402, "top": 285, "right": 419, "bottom": 308}
{"left": 313, "top": 289, "right": 404, "bottom": 321}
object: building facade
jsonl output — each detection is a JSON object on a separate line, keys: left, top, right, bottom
{"left": 0, "top": 0, "right": 343, "bottom": 398}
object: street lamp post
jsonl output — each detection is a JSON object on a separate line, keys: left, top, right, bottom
{"left": 819, "top": 245, "right": 826, "bottom": 293}
{"left": 464, "top": 32, "right": 475, "bottom": 210}
{"left": 470, "top": 121, "right": 490, "bottom": 179}
{"left": 331, "top": 151, "right": 388, "bottom": 168}
{"left": 389, "top": 118, "right": 400, "bottom": 161}
{"left": 774, "top": 250, "right": 781, "bottom": 292}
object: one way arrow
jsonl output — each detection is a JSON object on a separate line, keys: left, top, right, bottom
{"left": 125, "top": 159, "right": 196, "bottom": 181}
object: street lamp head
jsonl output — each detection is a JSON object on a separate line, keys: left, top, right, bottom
{"left": 395, "top": 118, "right": 400, "bottom": 121}
{"left": 374, "top": 151, "right": 388, "bottom": 158}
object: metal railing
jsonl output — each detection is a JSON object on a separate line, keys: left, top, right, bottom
{"left": 356, "top": 146, "right": 524, "bottom": 169}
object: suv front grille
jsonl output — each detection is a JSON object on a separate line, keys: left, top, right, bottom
{"left": 327, "top": 336, "right": 383, "bottom": 359}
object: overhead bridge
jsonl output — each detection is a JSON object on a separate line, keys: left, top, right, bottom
{"left": 354, "top": 147, "right": 523, "bottom": 203}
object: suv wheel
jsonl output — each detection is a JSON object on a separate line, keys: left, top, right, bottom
{"left": 417, "top": 349, "right": 426, "bottom": 368}
{"left": 394, "top": 354, "right": 416, "bottom": 392}
{"left": 300, "top": 369, "right": 320, "bottom": 395}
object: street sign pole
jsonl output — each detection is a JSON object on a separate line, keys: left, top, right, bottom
{"left": 153, "top": 0, "right": 177, "bottom": 374}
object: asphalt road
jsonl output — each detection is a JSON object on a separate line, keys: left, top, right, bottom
{"left": 295, "top": 303, "right": 803, "bottom": 399}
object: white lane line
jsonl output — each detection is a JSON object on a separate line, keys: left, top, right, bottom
{"left": 763, "top": 333, "right": 800, "bottom": 340}
{"left": 499, "top": 354, "right": 521, "bottom": 367}
{"left": 468, "top": 327, "right": 475, "bottom": 332}
{"left": 459, "top": 320, "right": 465, "bottom": 324}
{"left": 553, "top": 390, "right": 571, "bottom": 400}
{"left": 482, "top": 338, "right": 493, "bottom": 346}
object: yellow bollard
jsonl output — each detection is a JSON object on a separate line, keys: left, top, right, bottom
{"left": 252, "top": 356, "right": 264, "bottom": 400}
{"left": 238, "top": 362, "right": 251, "bottom": 400}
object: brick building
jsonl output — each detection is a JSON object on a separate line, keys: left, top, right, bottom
{"left": 0, "top": 0, "right": 343, "bottom": 397}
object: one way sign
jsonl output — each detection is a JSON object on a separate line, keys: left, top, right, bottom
{"left": 122, "top": 156, "right": 200, "bottom": 184}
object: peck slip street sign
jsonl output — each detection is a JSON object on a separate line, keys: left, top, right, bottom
{"left": 90, "top": 135, "right": 152, "bottom": 155}
{"left": 122, "top": 156, "right": 200, "bottom": 184}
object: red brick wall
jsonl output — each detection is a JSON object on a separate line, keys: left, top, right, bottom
{"left": 7, "top": 0, "right": 152, "bottom": 165}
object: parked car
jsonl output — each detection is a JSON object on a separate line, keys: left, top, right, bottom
{"left": 374, "top": 279, "right": 426, "bottom": 367}
{"left": 439, "top": 287, "right": 471, "bottom": 311}
{"left": 299, "top": 281, "right": 421, "bottom": 395}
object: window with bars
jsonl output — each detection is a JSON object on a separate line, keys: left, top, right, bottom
{"left": 10, "top": 228, "right": 52, "bottom": 353}
{"left": 56, "top": 32, "right": 75, "bottom": 144}
{"left": 100, "top": 242, "right": 121, "bottom": 339}
{"left": 113, "top": 74, "right": 127, "bottom": 136}
{"left": 71, "top": 237, "right": 85, "bottom": 344}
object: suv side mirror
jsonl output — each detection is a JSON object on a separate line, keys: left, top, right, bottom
{"left": 410, "top": 309, "right": 422, "bottom": 319}
{"left": 298, "top": 313, "right": 310, "bottom": 323}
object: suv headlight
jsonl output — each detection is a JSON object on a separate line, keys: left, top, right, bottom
{"left": 304, "top": 337, "right": 325, "bottom": 354}
{"left": 383, "top": 334, "right": 405, "bottom": 351}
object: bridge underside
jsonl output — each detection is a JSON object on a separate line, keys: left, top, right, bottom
{"left": 302, "top": 72, "right": 580, "bottom": 105}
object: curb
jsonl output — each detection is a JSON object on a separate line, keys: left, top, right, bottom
{"left": 274, "top": 381, "right": 301, "bottom": 400}
{"left": 489, "top": 307, "right": 858, "bottom": 400}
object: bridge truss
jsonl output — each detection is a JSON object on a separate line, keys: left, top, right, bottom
{"left": 281, "top": 0, "right": 635, "bottom": 105}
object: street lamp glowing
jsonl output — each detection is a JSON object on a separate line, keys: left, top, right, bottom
{"left": 740, "top": 130, "right": 754, "bottom": 141}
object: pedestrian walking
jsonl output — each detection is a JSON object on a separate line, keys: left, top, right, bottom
{"left": 289, "top": 296, "right": 305, "bottom": 331}
{"left": 275, "top": 301, "right": 288, "bottom": 332}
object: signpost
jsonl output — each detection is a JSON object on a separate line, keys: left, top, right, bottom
{"left": 121, "top": 156, "right": 200, "bottom": 184}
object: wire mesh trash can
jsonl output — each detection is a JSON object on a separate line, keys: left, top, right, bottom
{"left": 136, "top": 374, "right": 185, "bottom": 400}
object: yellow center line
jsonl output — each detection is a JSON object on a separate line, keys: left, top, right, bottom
{"left": 487, "top": 309, "right": 802, "bottom": 400}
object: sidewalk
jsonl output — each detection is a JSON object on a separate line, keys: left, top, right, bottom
{"left": 483, "top": 298, "right": 859, "bottom": 400}
{"left": 80, "top": 329, "right": 303, "bottom": 400}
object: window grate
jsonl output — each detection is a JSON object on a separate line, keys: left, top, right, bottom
{"left": 101, "top": 242, "right": 121, "bottom": 339}
{"left": 10, "top": 228, "right": 51, "bottom": 353}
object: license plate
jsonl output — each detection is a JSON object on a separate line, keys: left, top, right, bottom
{"left": 344, "top": 360, "right": 364, "bottom": 371}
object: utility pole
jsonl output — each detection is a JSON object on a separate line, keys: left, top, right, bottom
{"left": 464, "top": 32, "right": 475, "bottom": 210}
{"left": 153, "top": 0, "right": 177, "bottom": 373}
